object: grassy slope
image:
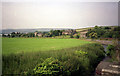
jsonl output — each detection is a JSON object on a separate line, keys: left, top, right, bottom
{"left": 2, "top": 38, "right": 91, "bottom": 55}
{"left": 76, "top": 26, "right": 116, "bottom": 32}
{"left": 76, "top": 27, "right": 93, "bottom": 32}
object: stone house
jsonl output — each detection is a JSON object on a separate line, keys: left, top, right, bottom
{"left": 62, "top": 31, "right": 71, "bottom": 35}
{"left": 34, "top": 32, "right": 43, "bottom": 37}
{"left": 80, "top": 31, "right": 87, "bottom": 38}
{"left": 34, "top": 32, "right": 37, "bottom": 37}
{"left": 37, "top": 33, "right": 43, "bottom": 37}
{"left": 62, "top": 30, "right": 76, "bottom": 35}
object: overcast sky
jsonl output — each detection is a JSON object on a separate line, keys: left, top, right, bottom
{"left": 2, "top": 1, "right": 118, "bottom": 29}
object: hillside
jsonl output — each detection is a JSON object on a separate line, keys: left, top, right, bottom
{"left": 76, "top": 27, "right": 93, "bottom": 32}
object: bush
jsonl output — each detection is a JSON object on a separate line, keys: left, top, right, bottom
{"left": 74, "top": 50, "right": 87, "bottom": 56}
{"left": 70, "top": 34, "right": 74, "bottom": 38}
{"left": 3, "top": 43, "right": 105, "bottom": 76}
{"left": 33, "top": 57, "right": 63, "bottom": 75}
{"left": 75, "top": 35, "right": 79, "bottom": 39}
{"left": 106, "top": 44, "right": 115, "bottom": 56}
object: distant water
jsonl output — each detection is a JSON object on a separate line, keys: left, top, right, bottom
{"left": 2, "top": 29, "right": 49, "bottom": 34}
{"left": 0, "top": 30, "right": 1, "bottom": 34}
{"left": 2, "top": 28, "right": 71, "bottom": 34}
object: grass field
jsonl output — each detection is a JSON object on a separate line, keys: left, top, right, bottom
{"left": 2, "top": 38, "right": 105, "bottom": 75}
{"left": 2, "top": 38, "right": 91, "bottom": 55}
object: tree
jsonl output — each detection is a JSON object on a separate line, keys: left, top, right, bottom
{"left": 8, "top": 34, "right": 11, "bottom": 38}
{"left": 11, "top": 32, "right": 15, "bottom": 34}
{"left": 29, "top": 33, "right": 35, "bottom": 37}
{"left": 11, "top": 34, "right": 15, "bottom": 38}
{"left": 106, "top": 44, "right": 115, "bottom": 56}
{"left": 75, "top": 35, "right": 79, "bottom": 39}
{"left": 89, "top": 32, "right": 97, "bottom": 39}
{"left": 50, "top": 30, "right": 62, "bottom": 37}
{"left": 94, "top": 25, "right": 98, "bottom": 29}
{"left": 104, "top": 26, "right": 111, "bottom": 29}
{"left": 70, "top": 34, "right": 74, "bottom": 38}
{"left": 112, "top": 32, "right": 120, "bottom": 39}
{"left": 114, "top": 26, "right": 120, "bottom": 31}
{"left": 50, "top": 30, "right": 54, "bottom": 36}
{"left": 2, "top": 34, "right": 6, "bottom": 37}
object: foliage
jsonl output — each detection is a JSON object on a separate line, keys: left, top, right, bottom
{"left": 107, "top": 40, "right": 120, "bottom": 62}
{"left": 74, "top": 50, "right": 87, "bottom": 56}
{"left": 86, "top": 26, "right": 120, "bottom": 39}
{"left": 107, "top": 44, "right": 115, "bottom": 51}
{"left": 89, "top": 32, "right": 97, "bottom": 39}
{"left": 27, "top": 33, "right": 35, "bottom": 37}
{"left": 2, "top": 32, "right": 36, "bottom": 38}
{"left": 106, "top": 44, "right": 115, "bottom": 56}
{"left": 50, "top": 30, "right": 62, "bottom": 37}
{"left": 104, "top": 26, "right": 111, "bottom": 29}
{"left": 2, "top": 29, "right": 77, "bottom": 38}
{"left": 33, "top": 57, "right": 63, "bottom": 75}
{"left": 75, "top": 35, "right": 79, "bottom": 39}
{"left": 2, "top": 41, "right": 105, "bottom": 76}
{"left": 70, "top": 34, "right": 74, "bottom": 38}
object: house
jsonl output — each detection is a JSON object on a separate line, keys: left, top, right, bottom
{"left": 34, "top": 32, "right": 37, "bottom": 37}
{"left": 15, "top": 32, "right": 20, "bottom": 34}
{"left": 62, "top": 31, "right": 71, "bottom": 35}
{"left": 62, "top": 30, "right": 76, "bottom": 35}
{"left": 34, "top": 32, "right": 43, "bottom": 37}
{"left": 80, "top": 31, "right": 87, "bottom": 38}
{"left": 37, "top": 33, "right": 43, "bottom": 37}
{"left": 4, "top": 34, "right": 8, "bottom": 36}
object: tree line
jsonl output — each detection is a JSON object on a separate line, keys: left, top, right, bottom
{"left": 86, "top": 26, "right": 120, "bottom": 39}
{"left": 2, "top": 29, "right": 78, "bottom": 38}
{"left": 2, "top": 26, "right": 119, "bottom": 39}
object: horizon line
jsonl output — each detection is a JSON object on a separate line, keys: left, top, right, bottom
{"left": 2, "top": 25, "right": 118, "bottom": 30}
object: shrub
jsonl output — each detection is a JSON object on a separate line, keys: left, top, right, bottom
{"left": 70, "top": 34, "right": 74, "bottom": 38}
{"left": 107, "top": 45, "right": 114, "bottom": 51}
{"left": 33, "top": 57, "right": 63, "bottom": 75}
{"left": 74, "top": 50, "right": 87, "bottom": 56}
{"left": 106, "top": 44, "right": 115, "bottom": 56}
{"left": 75, "top": 35, "right": 79, "bottom": 39}
{"left": 3, "top": 43, "right": 105, "bottom": 76}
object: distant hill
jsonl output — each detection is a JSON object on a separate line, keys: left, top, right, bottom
{"left": 2, "top": 26, "right": 116, "bottom": 34}
{"left": 2, "top": 28, "right": 72, "bottom": 34}
{"left": 76, "top": 26, "right": 116, "bottom": 32}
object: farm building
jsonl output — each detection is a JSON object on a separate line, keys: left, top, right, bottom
{"left": 34, "top": 32, "right": 43, "bottom": 37}
{"left": 62, "top": 30, "right": 76, "bottom": 35}
{"left": 34, "top": 32, "right": 37, "bottom": 37}
{"left": 37, "top": 33, "right": 43, "bottom": 37}
{"left": 62, "top": 31, "right": 71, "bottom": 35}
{"left": 80, "top": 31, "right": 87, "bottom": 38}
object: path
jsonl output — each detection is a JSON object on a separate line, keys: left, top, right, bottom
{"left": 94, "top": 40, "right": 120, "bottom": 76}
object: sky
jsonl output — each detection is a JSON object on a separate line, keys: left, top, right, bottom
{"left": 2, "top": 0, "right": 119, "bottom": 29}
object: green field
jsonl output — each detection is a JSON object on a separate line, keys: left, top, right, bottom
{"left": 2, "top": 38, "right": 105, "bottom": 75}
{"left": 2, "top": 38, "right": 91, "bottom": 55}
